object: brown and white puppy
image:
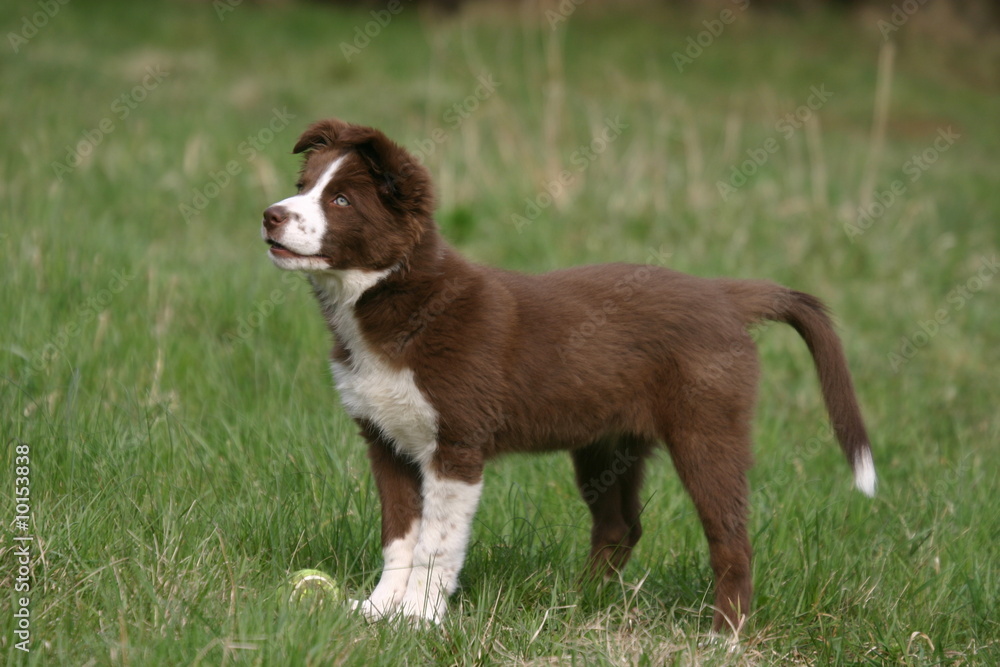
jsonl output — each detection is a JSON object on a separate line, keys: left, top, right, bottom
{"left": 260, "top": 118, "right": 876, "bottom": 632}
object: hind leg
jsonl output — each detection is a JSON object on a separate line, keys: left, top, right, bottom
{"left": 571, "top": 437, "right": 652, "bottom": 577}
{"left": 664, "top": 426, "right": 753, "bottom": 632}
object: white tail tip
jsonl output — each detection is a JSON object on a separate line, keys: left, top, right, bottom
{"left": 853, "top": 449, "right": 877, "bottom": 497}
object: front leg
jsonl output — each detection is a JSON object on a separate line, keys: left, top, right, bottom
{"left": 357, "top": 429, "right": 423, "bottom": 619}
{"left": 397, "top": 456, "right": 483, "bottom": 624}
{"left": 359, "top": 432, "right": 484, "bottom": 625}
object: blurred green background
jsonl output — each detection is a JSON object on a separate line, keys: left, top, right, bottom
{"left": 2, "top": 0, "right": 998, "bottom": 664}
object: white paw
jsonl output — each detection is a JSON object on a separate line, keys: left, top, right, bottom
{"left": 349, "top": 595, "right": 400, "bottom": 622}
{"left": 397, "top": 590, "right": 447, "bottom": 625}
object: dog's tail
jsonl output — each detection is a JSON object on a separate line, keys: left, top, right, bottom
{"left": 724, "top": 280, "right": 877, "bottom": 497}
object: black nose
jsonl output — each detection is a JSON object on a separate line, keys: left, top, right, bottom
{"left": 262, "top": 205, "right": 289, "bottom": 233}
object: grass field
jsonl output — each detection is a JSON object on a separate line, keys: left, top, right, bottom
{"left": 2, "top": 0, "right": 999, "bottom": 664}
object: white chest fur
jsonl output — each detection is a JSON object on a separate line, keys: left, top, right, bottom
{"left": 312, "top": 271, "right": 439, "bottom": 467}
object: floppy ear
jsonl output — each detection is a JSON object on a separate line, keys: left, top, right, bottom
{"left": 291, "top": 119, "right": 396, "bottom": 169}
{"left": 292, "top": 118, "right": 435, "bottom": 218}
{"left": 338, "top": 124, "right": 435, "bottom": 217}
{"left": 292, "top": 119, "right": 350, "bottom": 155}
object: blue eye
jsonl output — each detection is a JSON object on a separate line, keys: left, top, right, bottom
{"left": 332, "top": 195, "right": 350, "bottom": 207}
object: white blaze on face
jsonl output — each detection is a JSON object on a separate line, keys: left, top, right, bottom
{"left": 263, "top": 155, "right": 345, "bottom": 270}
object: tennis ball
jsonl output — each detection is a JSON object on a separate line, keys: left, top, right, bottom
{"left": 283, "top": 569, "right": 342, "bottom": 607}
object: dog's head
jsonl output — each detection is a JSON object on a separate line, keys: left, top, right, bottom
{"left": 261, "top": 119, "right": 435, "bottom": 273}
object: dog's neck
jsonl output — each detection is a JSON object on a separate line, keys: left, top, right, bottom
{"left": 309, "top": 267, "right": 393, "bottom": 331}
{"left": 307, "top": 228, "right": 456, "bottom": 360}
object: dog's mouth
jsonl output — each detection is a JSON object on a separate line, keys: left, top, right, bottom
{"left": 265, "top": 238, "right": 325, "bottom": 261}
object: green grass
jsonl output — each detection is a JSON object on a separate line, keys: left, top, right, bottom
{"left": 2, "top": 0, "right": 999, "bottom": 664}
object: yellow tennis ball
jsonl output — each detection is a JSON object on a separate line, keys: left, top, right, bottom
{"left": 284, "top": 569, "right": 342, "bottom": 607}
